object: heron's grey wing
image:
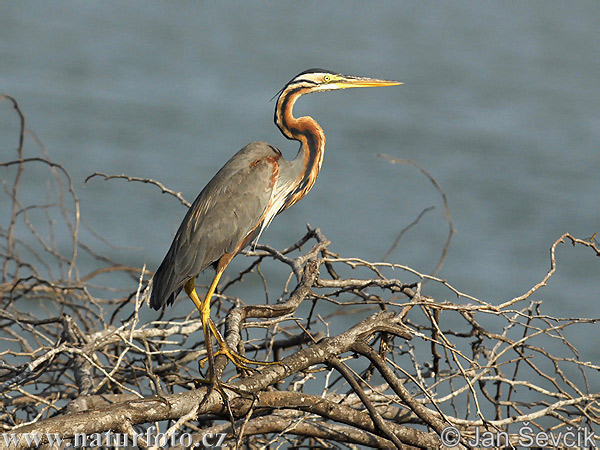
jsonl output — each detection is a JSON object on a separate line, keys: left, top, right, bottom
{"left": 150, "top": 142, "right": 280, "bottom": 308}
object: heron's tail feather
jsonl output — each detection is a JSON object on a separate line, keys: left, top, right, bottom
{"left": 149, "top": 262, "right": 182, "bottom": 309}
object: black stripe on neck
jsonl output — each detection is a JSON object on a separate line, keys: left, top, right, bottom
{"left": 289, "top": 128, "right": 320, "bottom": 200}
{"left": 274, "top": 85, "right": 304, "bottom": 139}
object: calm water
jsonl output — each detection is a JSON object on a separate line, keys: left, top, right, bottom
{"left": 1, "top": 3, "right": 598, "bottom": 357}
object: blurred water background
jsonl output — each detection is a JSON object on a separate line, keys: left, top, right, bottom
{"left": 1, "top": 3, "right": 598, "bottom": 371}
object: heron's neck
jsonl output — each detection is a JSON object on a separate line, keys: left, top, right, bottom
{"left": 275, "top": 87, "right": 326, "bottom": 207}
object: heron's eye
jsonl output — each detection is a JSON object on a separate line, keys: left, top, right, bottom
{"left": 323, "top": 74, "right": 331, "bottom": 83}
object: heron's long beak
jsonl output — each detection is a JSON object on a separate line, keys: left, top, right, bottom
{"left": 335, "top": 75, "right": 402, "bottom": 89}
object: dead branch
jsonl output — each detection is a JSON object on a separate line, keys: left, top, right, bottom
{"left": 1, "top": 95, "right": 599, "bottom": 450}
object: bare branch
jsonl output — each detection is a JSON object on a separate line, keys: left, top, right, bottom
{"left": 1, "top": 96, "right": 599, "bottom": 449}
{"left": 84, "top": 172, "right": 191, "bottom": 207}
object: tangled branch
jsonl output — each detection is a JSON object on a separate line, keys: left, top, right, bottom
{"left": 1, "top": 94, "right": 599, "bottom": 449}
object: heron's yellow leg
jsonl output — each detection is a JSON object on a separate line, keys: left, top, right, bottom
{"left": 185, "top": 274, "right": 278, "bottom": 372}
{"left": 185, "top": 270, "right": 223, "bottom": 380}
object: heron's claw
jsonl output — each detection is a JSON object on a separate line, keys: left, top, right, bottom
{"left": 199, "top": 342, "right": 279, "bottom": 371}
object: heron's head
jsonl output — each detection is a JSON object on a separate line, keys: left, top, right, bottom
{"left": 276, "top": 69, "right": 401, "bottom": 99}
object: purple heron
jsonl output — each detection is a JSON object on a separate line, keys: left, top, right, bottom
{"left": 150, "top": 69, "right": 400, "bottom": 379}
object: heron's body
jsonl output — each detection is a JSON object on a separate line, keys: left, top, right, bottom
{"left": 151, "top": 142, "right": 283, "bottom": 307}
{"left": 149, "top": 69, "right": 400, "bottom": 378}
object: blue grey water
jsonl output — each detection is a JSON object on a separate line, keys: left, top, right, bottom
{"left": 1, "top": 2, "right": 598, "bottom": 381}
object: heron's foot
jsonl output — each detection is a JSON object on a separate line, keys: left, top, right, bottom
{"left": 194, "top": 358, "right": 218, "bottom": 385}
{"left": 199, "top": 343, "right": 279, "bottom": 371}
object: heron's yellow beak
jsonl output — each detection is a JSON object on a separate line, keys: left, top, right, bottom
{"left": 334, "top": 75, "right": 402, "bottom": 89}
